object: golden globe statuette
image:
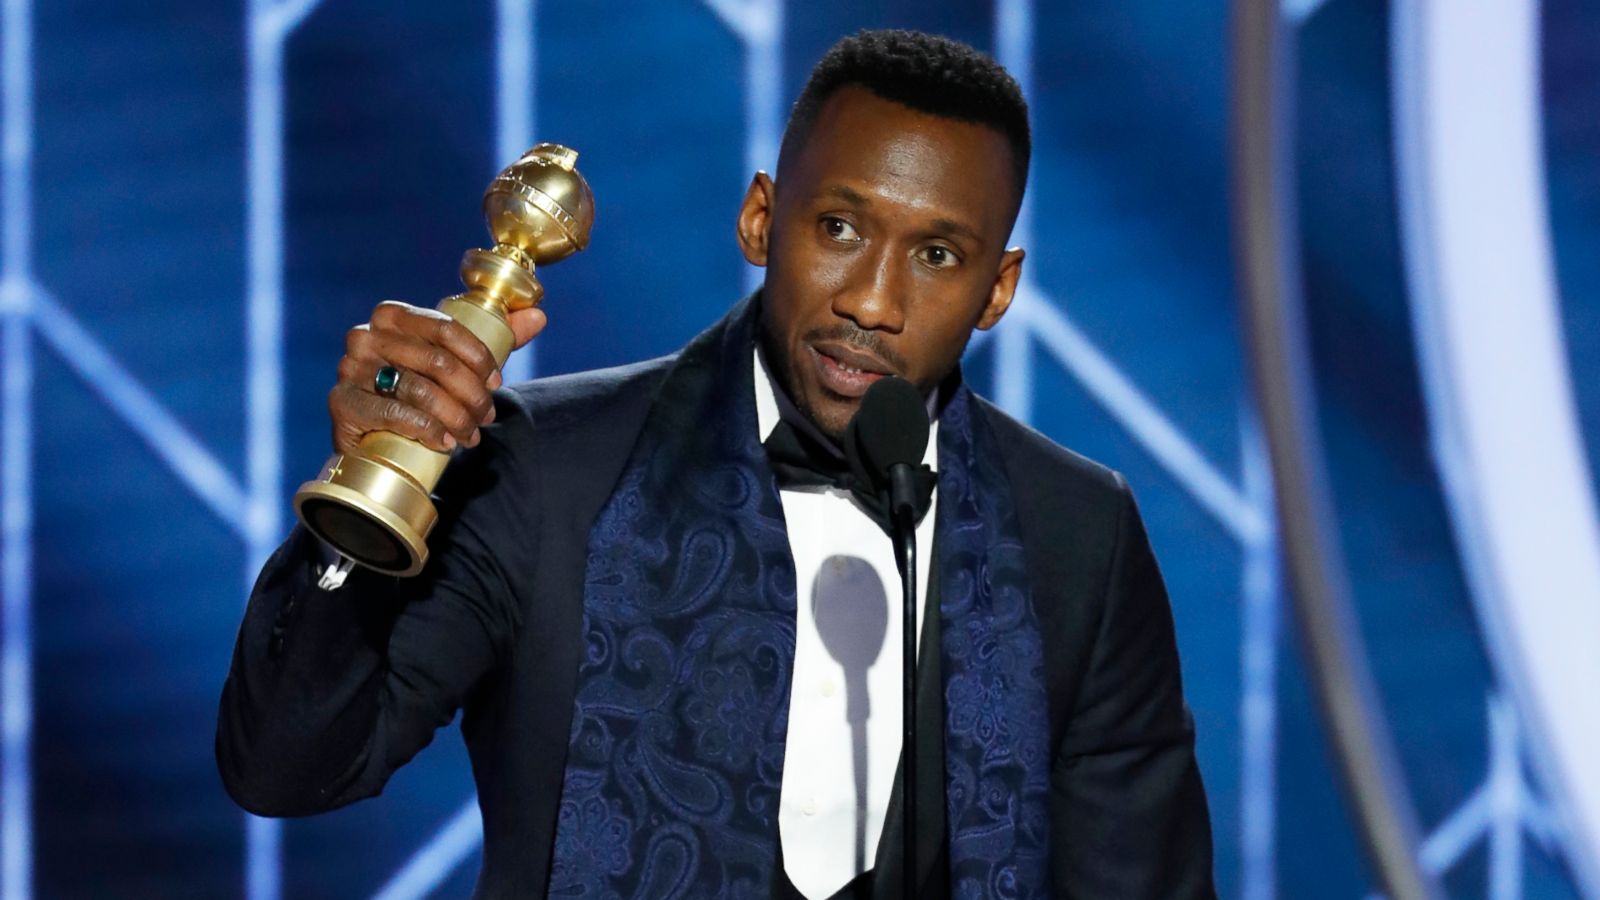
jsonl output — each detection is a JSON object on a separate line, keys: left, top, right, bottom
{"left": 292, "top": 143, "right": 595, "bottom": 577}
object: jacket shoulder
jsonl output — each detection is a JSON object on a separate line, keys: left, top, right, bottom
{"left": 972, "top": 393, "right": 1129, "bottom": 517}
{"left": 433, "top": 354, "right": 675, "bottom": 512}
{"left": 969, "top": 396, "right": 1145, "bottom": 758}
{"left": 499, "top": 353, "right": 677, "bottom": 433}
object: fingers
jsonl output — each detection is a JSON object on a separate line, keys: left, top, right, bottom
{"left": 326, "top": 299, "right": 546, "bottom": 456}
{"left": 335, "top": 359, "right": 489, "bottom": 451}
{"left": 329, "top": 382, "right": 461, "bottom": 454}
{"left": 366, "top": 301, "right": 499, "bottom": 383}
{"left": 507, "top": 307, "right": 547, "bottom": 350}
{"left": 347, "top": 330, "right": 494, "bottom": 430}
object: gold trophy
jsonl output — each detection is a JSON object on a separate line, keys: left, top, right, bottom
{"left": 292, "top": 143, "right": 595, "bottom": 577}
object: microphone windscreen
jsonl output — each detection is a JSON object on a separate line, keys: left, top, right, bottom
{"left": 851, "top": 376, "right": 930, "bottom": 476}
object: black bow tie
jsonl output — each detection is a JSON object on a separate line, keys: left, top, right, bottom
{"left": 763, "top": 417, "right": 936, "bottom": 536}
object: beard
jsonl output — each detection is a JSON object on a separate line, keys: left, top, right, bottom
{"left": 755, "top": 300, "right": 914, "bottom": 441}
{"left": 755, "top": 311, "right": 831, "bottom": 440}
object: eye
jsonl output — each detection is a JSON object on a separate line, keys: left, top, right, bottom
{"left": 918, "top": 244, "right": 961, "bottom": 270}
{"left": 821, "top": 216, "right": 861, "bottom": 243}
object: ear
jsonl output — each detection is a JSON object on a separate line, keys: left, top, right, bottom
{"left": 735, "top": 171, "right": 776, "bottom": 266}
{"left": 975, "top": 247, "right": 1026, "bottom": 330}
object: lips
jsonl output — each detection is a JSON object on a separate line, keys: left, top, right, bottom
{"left": 809, "top": 342, "right": 893, "bottom": 398}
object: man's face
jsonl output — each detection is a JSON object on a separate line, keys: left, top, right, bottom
{"left": 737, "top": 86, "right": 1025, "bottom": 439}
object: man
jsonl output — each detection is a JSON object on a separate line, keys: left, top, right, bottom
{"left": 218, "top": 30, "right": 1214, "bottom": 899}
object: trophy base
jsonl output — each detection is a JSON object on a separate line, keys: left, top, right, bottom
{"left": 293, "top": 453, "right": 438, "bottom": 577}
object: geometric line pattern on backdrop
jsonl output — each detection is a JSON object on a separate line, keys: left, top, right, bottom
{"left": 2, "top": 0, "right": 36, "bottom": 896}
{"left": 370, "top": 801, "right": 482, "bottom": 900}
{"left": 1282, "top": 0, "right": 1333, "bottom": 26}
{"left": 1239, "top": 418, "right": 1280, "bottom": 900}
{"left": 497, "top": 0, "right": 538, "bottom": 385}
{"left": 0, "top": 0, "right": 315, "bottom": 897}
{"left": 1419, "top": 696, "right": 1560, "bottom": 895}
{"left": 246, "top": 0, "right": 324, "bottom": 896}
{"left": 703, "top": 0, "right": 782, "bottom": 296}
{"left": 1368, "top": 696, "right": 1561, "bottom": 900}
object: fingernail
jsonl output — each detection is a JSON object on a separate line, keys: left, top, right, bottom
{"left": 470, "top": 428, "right": 481, "bottom": 446}
{"left": 443, "top": 435, "right": 457, "bottom": 450}
{"left": 483, "top": 406, "right": 496, "bottom": 424}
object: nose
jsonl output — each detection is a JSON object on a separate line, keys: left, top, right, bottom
{"left": 830, "top": 246, "right": 906, "bottom": 333}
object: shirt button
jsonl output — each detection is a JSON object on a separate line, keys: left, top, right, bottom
{"left": 803, "top": 798, "right": 817, "bottom": 816}
{"left": 820, "top": 678, "right": 837, "bottom": 698}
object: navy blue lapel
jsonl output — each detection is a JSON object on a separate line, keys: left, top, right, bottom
{"left": 550, "top": 298, "right": 799, "bottom": 898}
{"left": 934, "top": 388, "right": 1054, "bottom": 898}
{"left": 488, "top": 357, "right": 675, "bottom": 896}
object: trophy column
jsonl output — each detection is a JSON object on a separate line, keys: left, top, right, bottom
{"left": 292, "top": 143, "right": 595, "bottom": 577}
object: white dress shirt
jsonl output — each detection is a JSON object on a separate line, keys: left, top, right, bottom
{"left": 753, "top": 349, "right": 937, "bottom": 900}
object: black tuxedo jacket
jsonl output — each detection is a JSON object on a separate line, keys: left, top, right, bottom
{"left": 217, "top": 333, "right": 1215, "bottom": 898}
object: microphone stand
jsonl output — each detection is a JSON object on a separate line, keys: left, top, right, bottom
{"left": 888, "top": 465, "right": 920, "bottom": 900}
{"left": 844, "top": 375, "right": 932, "bottom": 899}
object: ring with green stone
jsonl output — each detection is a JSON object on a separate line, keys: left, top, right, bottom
{"left": 374, "top": 365, "right": 402, "bottom": 397}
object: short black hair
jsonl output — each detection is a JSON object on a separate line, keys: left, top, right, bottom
{"left": 779, "top": 29, "right": 1031, "bottom": 201}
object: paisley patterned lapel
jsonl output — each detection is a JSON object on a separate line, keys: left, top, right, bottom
{"left": 936, "top": 389, "right": 1054, "bottom": 898}
{"left": 550, "top": 298, "right": 798, "bottom": 899}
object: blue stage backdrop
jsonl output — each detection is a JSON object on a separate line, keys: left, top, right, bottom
{"left": 0, "top": 1, "right": 1596, "bottom": 897}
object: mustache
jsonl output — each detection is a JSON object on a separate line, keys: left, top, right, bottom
{"left": 802, "top": 323, "right": 908, "bottom": 373}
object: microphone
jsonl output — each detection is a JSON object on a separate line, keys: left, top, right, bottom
{"left": 846, "top": 376, "right": 932, "bottom": 532}
{"left": 842, "top": 376, "right": 929, "bottom": 899}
